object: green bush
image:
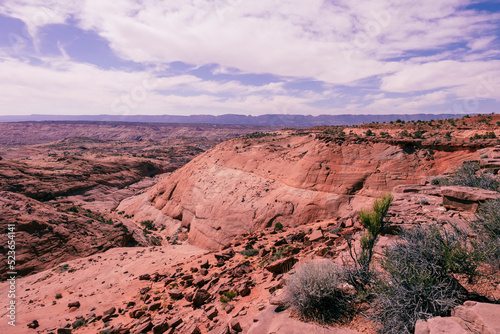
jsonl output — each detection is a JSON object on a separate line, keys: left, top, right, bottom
{"left": 286, "top": 260, "right": 352, "bottom": 323}
{"left": 55, "top": 293, "right": 62, "bottom": 299}
{"left": 274, "top": 222, "right": 283, "bottom": 232}
{"left": 67, "top": 205, "right": 79, "bottom": 213}
{"left": 375, "top": 225, "right": 480, "bottom": 333}
{"left": 72, "top": 319, "right": 86, "bottom": 329}
{"left": 140, "top": 220, "right": 157, "bottom": 231}
{"left": 240, "top": 248, "right": 259, "bottom": 257}
{"left": 345, "top": 194, "right": 392, "bottom": 291}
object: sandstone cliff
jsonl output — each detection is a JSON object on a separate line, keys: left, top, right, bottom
{"left": 121, "top": 131, "right": 481, "bottom": 250}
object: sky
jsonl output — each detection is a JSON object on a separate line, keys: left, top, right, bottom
{"left": 0, "top": 0, "right": 499, "bottom": 117}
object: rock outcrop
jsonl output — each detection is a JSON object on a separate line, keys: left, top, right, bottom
{"left": 415, "top": 301, "right": 500, "bottom": 334}
{"left": 441, "top": 186, "right": 500, "bottom": 212}
{"left": 122, "top": 131, "right": 480, "bottom": 250}
{"left": 0, "top": 191, "right": 133, "bottom": 278}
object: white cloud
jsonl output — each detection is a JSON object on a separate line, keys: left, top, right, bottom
{"left": 380, "top": 60, "right": 500, "bottom": 101}
{"left": 0, "top": 0, "right": 499, "bottom": 115}
{"left": 0, "top": 58, "right": 324, "bottom": 115}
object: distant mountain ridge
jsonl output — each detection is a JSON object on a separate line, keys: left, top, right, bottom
{"left": 0, "top": 113, "right": 472, "bottom": 127}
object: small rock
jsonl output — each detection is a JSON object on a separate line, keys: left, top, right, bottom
{"left": 67, "top": 301, "right": 80, "bottom": 309}
{"left": 168, "top": 288, "right": 183, "bottom": 300}
{"left": 27, "top": 320, "right": 39, "bottom": 329}
{"left": 309, "top": 229, "right": 324, "bottom": 242}
{"left": 167, "top": 316, "right": 183, "bottom": 328}
{"left": 192, "top": 289, "right": 211, "bottom": 307}
{"left": 149, "top": 302, "right": 162, "bottom": 311}
{"left": 139, "top": 274, "right": 151, "bottom": 281}
{"left": 230, "top": 319, "right": 242, "bottom": 332}
{"left": 200, "top": 260, "right": 210, "bottom": 269}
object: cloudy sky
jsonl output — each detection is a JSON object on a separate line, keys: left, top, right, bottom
{"left": 0, "top": 0, "right": 499, "bottom": 116}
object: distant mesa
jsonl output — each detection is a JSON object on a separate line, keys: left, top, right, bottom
{"left": 0, "top": 113, "right": 471, "bottom": 127}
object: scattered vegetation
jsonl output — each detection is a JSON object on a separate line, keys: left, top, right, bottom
{"left": 375, "top": 225, "right": 481, "bottom": 333}
{"left": 246, "top": 132, "right": 276, "bottom": 139}
{"left": 286, "top": 260, "right": 352, "bottom": 323}
{"left": 345, "top": 194, "right": 392, "bottom": 291}
{"left": 220, "top": 290, "right": 237, "bottom": 303}
{"left": 72, "top": 319, "right": 86, "bottom": 329}
{"left": 474, "top": 198, "right": 500, "bottom": 268}
{"left": 239, "top": 248, "right": 259, "bottom": 257}
{"left": 433, "top": 161, "right": 498, "bottom": 191}
{"left": 140, "top": 220, "right": 157, "bottom": 231}
{"left": 67, "top": 205, "right": 79, "bottom": 213}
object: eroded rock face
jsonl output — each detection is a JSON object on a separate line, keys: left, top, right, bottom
{"left": 122, "top": 132, "right": 480, "bottom": 250}
{"left": 0, "top": 191, "right": 132, "bottom": 278}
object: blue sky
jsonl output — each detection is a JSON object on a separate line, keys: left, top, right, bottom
{"left": 0, "top": 0, "right": 499, "bottom": 116}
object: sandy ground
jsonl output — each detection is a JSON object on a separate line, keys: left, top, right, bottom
{"left": 0, "top": 244, "right": 206, "bottom": 333}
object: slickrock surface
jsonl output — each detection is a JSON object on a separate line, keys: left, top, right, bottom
{"left": 0, "top": 191, "right": 133, "bottom": 279}
{"left": 122, "top": 131, "right": 481, "bottom": 250}
{"left": 0, "top": 245, "right": 206, "bottom": 334}
{"left": 415, "top": 301, "right": 500, "bottom": 334}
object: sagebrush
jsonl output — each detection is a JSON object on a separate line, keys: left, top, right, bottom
{"left": 286, "top": 260, "right": 352, "bottom": 323}
{"left": 374, "top": 225, "right": 479, "bottom": 333}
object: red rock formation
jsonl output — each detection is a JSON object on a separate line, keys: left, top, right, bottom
{"left": 125, "top": 131, "right": 481, "bottom": 250}
{"left": 0, "top": 191, "right": 132, "bottom": 279}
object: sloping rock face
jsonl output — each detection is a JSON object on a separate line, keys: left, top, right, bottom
{"left": 247, "top": 305, "right": 359, "bottom": 334}
{"left": 124, "top": 131, "right": 480, "bottom": 250}
{"left": 0, "top": 191, "right": 132, "bottom": 279}
{"left": 0, "top": 155, "right": 162, "bottom": 201}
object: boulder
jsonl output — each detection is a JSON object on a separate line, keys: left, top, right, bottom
{"left": 415, "top": 317, "right": 468, "bottom": 334}
{"left": 415, "top": 301, "right": 500, "bottom": 334}
{"left": 441, "top": 186, "right": 500, "bottom": 212}
{"left": 264, "top": 257, "right": 298, "bottom": 276}
{"left": 192, "top": 289, "right": 211, "bottom": 307}
{"left": 309, "top": 229, "right": 324, "bottom": 242}
{"left": 168, "top": 288, "right": 184, "bottom": 300}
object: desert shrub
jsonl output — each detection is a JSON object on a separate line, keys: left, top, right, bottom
{"left": 286, "top": 260, "right": 352, "bottom": 323}
{"left": 375, "top": 225, "right": 481, "bottom": 333}
{"left": 440, "top": 161, "right": 498, "bottom": 191}
{"left": 365, "top": 129, "right": 374, "bottom": 136}
{"left": 246, "top": 131, "right": 276, "bottom": 139}
{"left": 399, "top": 130, "right": 410, "bottom": 138}
{"left": 430, "top": 176, "right": 446, "bottom": 185}
{"left": 419, "top": 198, "right": 430, "bottom": 205}
{"left": 474, "top": 199, "right": 500, "bottom": 267}
{"left": 274, "top": 222, "right": 284, "bottom": 232}
{"left": 380, "top": 131, "right": 391, "bottom": 138}
{"left": 55, "top": 293, "right": 62, "bottom": 299}
{"left": 345, "top": 195, "right": 392, "bottom": 291}
{"left": 240, "top": 248, "right": 259, "bottom": 257}
{"left": 220, "top": 290, "right": 236, "bottom": 303}
{"left": 67, "top": 205, "right": 79, "bottom": 213}
{"left": 412, "top": 130, "right": 424, "bottom": 139}
{"left": 72, "top": 319, "right": 86, "bottom": 329}
{"left": 140, "top": 220, "right": 157, "bottom": 231}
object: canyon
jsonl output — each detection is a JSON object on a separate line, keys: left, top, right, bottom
{"left": 0, "top": 115, "right": 499, "bottom": 334}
